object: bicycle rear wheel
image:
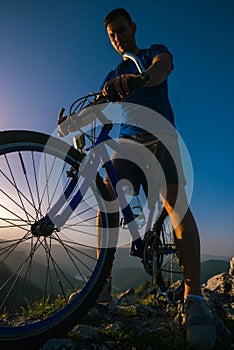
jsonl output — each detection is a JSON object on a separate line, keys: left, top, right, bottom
{"left": 0, "top": 130, "right": 118, "bottom": 349}
{"left": 144, "top": 208, "right": 184, "bottom": 302}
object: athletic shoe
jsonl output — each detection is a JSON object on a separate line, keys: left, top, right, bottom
{"left": 183, "top": 296, "right": 216, "bottom": 349}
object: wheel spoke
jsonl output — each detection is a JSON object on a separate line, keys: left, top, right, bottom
{"left": 53, "top": 232, "right": 97, "bottom": 277}
{"left": 0, "top": 166, "right": 39, "bottom": 222}
{"left": 0, "top": 130, "right": 117, "bottom": 346}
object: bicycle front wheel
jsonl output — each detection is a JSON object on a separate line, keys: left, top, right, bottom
{"left": 0, "top": 130, "right": 118, "bottom": 349}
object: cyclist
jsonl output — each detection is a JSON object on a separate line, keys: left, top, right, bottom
{"left": 98, "top": 8, "right": 216, "bottom": 349}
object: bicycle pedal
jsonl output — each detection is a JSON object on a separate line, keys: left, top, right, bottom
{"left": 66, "top": 166, "right": 75, "bottom": 177}
{"left": 130, "top": 242, "right": 143, "bottom": 258}
{"left": 120, "top": 217, "right": 128, "bottom": 229}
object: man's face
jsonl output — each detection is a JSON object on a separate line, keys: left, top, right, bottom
{"left": 106, "top": 16, "right": 137, "bottom": 55}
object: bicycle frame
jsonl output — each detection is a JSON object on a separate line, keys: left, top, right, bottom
{"left": 42, "top": 51, "right": 155, "bottom": 251}
{"left": 46, "top": 117, "right": 159, "bottom": 252}
{"left": 45, "top": 49, "right": 181, "bottom": 256}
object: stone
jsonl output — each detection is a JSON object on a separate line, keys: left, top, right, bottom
{"left": 229, "top": 256, "right": 234, "bottom": 276}
{"left": 205, "top": 272, "right": 234, "bottom": 296}
{"left": 42, "top": 257, "right": 234, "bottom": 349}
{"left": 117, "top": 287, "right": 136, "bottom": 305}
{"left": 72, "top": 324, "right": 99, "bottom": 341}
{"left": 42, "top": 338, "right": 75, "bottom": 350}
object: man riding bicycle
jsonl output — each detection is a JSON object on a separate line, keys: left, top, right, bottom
{"left": 98, "top": 8, "right": 216, "bottom": 349}
{"left": 58, "top": 7, "right": 216, "bottom": 349}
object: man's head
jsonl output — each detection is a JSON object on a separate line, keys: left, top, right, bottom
{"left": 104, "top": 8, "right": 133, "bottom": 28}
{"left": 104, "top": 8, "right": 139, "bottom": 56}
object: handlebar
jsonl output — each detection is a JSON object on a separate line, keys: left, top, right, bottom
{"left": 57, "top": 51, "right": 147, "bottom": 136}
{"left": 57, "top": 77, "right": 145, "bottom": 136}
{"left": 100, "top": 51, "right": 147, "bottom": 102}
{"left": 123, "top": 51, "right": 146, "bottom": 73}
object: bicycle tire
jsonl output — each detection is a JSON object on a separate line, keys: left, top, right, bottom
{"left": 0, "top": 130, "right": 118, "bottom": 349}
{"left": 146, "top": 207, "right": 184, "bottom": 302}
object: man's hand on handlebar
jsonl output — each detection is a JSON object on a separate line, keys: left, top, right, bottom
{"left": 57, "top": 72, "right": 149, "bottom": 137}
{"left": 102, "top": 73, "right": 146, "bottom": 102}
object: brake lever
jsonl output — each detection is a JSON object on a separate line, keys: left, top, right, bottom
{"left": 57, "top": 107, "right": 66, "bottom": 125}
{"left": 92, "top": 93, "right": 109, "bottom": 105}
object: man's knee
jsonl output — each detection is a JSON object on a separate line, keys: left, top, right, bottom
{"left": 160, "top": 183, "right": 188, "bottom": 216}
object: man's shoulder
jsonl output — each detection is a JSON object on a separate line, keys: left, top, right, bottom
{"left": 137, "top": 44, "right": 172, "bottom": 69}
{"left": 142, "top": 44, "right": 171, "bottom": 56}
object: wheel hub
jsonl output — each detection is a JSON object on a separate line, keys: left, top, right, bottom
{"left": 31, "top": 216, "right": 55, "bottom": 237}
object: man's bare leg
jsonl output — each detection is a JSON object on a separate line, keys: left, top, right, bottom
{"left": 160, "top": 183, "right": 201, "bottom": 297}
{"left": 161, "top": 183, "right": 216, "bottom": 348}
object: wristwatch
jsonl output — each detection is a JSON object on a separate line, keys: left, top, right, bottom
{"left": 140, "top": 71, "right": 150, "bottom": 83}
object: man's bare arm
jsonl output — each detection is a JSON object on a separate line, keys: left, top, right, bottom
{"left": 145, "top": 52, "right": 173, "bottom": 87}
{"left": 102, "top": 52, "right": 173, "bottom": 99}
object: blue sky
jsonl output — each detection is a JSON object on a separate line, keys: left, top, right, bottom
{"left": 0, "top": 0, "right": 233, "bottom": 257}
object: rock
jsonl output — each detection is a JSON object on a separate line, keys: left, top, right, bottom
{"left": 117, "top": 287, "right": 136, "bottom": 305}
{"left": 202, "top": 259, "right": 234, "bottom": 344}
{"left": 205, "top": 272, "right": 234, "bottom": 296}
{"left": 229, "top": 256, "right": 234, "bottom": 276}
{"left": 72, "top": 324, "right": 99, "bottom": 342}
{"left": 105, "top": 321, "right": 125, "bottom": 331}
{"left": 104, "top": 340, "right": 116, "bottom": 349}
{"left": 42, "top": 338, "right": 75, "bottom": 350}
{"left": 42, "top": 258, "right": 234, "bottom": 349}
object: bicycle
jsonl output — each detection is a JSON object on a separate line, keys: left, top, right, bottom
{"left": 0, "top": 52, "right": 184, "bottom": 349}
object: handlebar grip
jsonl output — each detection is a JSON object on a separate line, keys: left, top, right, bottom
{"left": 127, "top": 76, "right": 145, "bottom": 92}
{"left": 106, "top": 76, "right": 145, "bottom": 102}
{"left": 106, "top": 88, "right": 119, "bottom": 102}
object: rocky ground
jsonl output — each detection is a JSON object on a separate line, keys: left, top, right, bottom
{"left": 42, "top": 259, "right": 234, "bottom": 350}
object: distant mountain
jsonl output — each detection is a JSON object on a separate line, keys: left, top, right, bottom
{"left": 201, "top": 259, "right": 230, "bottom": 284}
{"left": 0, "top": 246, "right": 85, "bottom": 314}
{"left": 113, "top": 247, "right": 231, "bottom": 269}
{"left": 113, "top": 247, "right": 144, "bottom": 269}
{"left": 0, "top": 261, "right": 43, "bottom": 310}
{"left": 112, "top": 267, "right": 149, "bottom": 293}
{"left": 201, "top": 254, "right": 231, "bottom": 262}
{"left": 0, "top": 240, "right": 231, "bottom": 299}
{"left": 112, "top": 257, "right": 231, "bottom": 292}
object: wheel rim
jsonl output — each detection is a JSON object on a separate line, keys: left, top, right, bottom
{"left": 160, "top": 215, "right": 182, "bottom": 282}
{"left": 0, "top": 134, "right": 113, "bottom": 339}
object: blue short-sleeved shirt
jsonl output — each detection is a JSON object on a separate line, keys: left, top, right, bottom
{"left": 100, "top": 44, "right": 175, "bottom": 136}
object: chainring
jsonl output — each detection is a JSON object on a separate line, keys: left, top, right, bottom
{"left": 142, "top": 230, "right": 163, "bottom": 276}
